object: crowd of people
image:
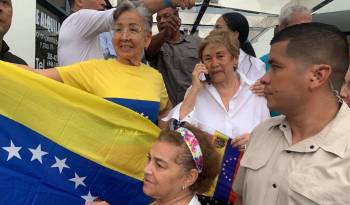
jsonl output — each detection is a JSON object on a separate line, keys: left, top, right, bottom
{"left": 2, "top": 0, "right": 350, "bottom": 204}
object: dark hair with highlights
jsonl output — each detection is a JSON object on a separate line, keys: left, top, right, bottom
{"left": 222, "top": 12, "right": 256, "bottom": 57}
{"left": 157, "top": 125, "right": 221, "bottom": 194}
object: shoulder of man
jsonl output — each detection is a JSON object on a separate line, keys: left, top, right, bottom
{"left": 250, "top": 115, "right": 285, "bottom": 140}
{"left": 184, "top": 34, "right": 202, "bottom": 44}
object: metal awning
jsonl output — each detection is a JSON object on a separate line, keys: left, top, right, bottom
{"left": 108, "top": 0, "right": 346, "bottom": 42}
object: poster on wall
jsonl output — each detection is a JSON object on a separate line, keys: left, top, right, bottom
{"left": 35, "top": 4, "right": 61, "bottom": 69}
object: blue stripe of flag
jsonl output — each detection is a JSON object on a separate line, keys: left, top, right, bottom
{"left": 0, "top": 115, "right": 150, "bottom": 205}
{"left": 213, "top": 139, "right": 240, "bottom": 202}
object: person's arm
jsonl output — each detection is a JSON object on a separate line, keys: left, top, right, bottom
{"left": 140, "top": 0, "right": 195, "bottom": 13}
{"left": 71, "top": 9, "right": 115, "bottom": 39}
{"left": 16, "top": 64, "right": 62, "bottom": 82}
{"left": 146, "top": 32, "right": 167, "bottom": 58}
{"left": 179, "top": 63, "right": 207, "bottom": 120}
{"left": 146, "top": 14, "right": 180, "bottom": 58}
{"left": 250, "top": 79, "right": 265, "bottom": 96}
{"left": 158, "top": 100, "right": 173, "bottom": 129}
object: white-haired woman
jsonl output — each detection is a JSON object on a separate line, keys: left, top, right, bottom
{"left": 20, "top": 1, "right": 171, "bottom": 127}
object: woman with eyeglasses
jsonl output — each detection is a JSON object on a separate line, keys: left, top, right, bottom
{"left": 213, "top": 12, "right": 266, "bottom": 82}
{"left": 90, "top": 125, "right": 221, "bottom": 205}
{"left": 19, "top": 1, "right": 171, "bottom": 127}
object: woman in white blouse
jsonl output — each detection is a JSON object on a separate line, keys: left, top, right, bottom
{"left": 166, "top": 30, "right": 270, "bottom": 149}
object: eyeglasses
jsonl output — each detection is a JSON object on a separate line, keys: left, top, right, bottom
{"left": 112, "top": 25, "right": 143, "bottom": 35}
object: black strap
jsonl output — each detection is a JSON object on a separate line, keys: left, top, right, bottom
{"left": 190, "top": 0, "right": 210, "bottom": 35}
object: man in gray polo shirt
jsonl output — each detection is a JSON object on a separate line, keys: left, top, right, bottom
{"left": 233, "top": 23, "right": 350, "bottom": 205}
{"left": 146, "top": 6, "right": 201, "bottom": 106}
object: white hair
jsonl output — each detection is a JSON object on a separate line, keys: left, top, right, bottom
{"left": 279, "top": 4, "right": 311, "bottom": 28}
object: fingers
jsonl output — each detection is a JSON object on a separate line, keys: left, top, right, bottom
{"left": 171, "top": 0, "right": 195, "bottom": 9}
{"left": 166, "top": 15, "right": 181, "bottom": 32}
{"left": 191, "top": 63, "right": 208, "bottom": 88}
{"left": 250, "top": 80, "right": 265, "bottom": 96}
{"left": 231, "top": 133, "right": 250, "bottom": 150}
{"left": 193, "top": 63, "right": 208, "bottom": 75}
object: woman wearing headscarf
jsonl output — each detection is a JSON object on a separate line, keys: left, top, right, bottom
{"left": 213, "top": 12, "right": 266, "bottom": 82}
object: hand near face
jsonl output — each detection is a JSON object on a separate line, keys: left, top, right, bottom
{"left": 250, "top": 79, "right": 266, "bottom": 96}
{"left": 159, "top": 15, "right": 181, "bottom": 41}
{"left": 170, "top": 0, "right": 195, "bottom": 10}
{"left": 192, "top": 63, "right": 208, "bottom": 90}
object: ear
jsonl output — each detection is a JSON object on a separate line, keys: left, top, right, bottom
{"left": 144, "top": 31, "right": 152, "bottom": 49}
{"left": 183, "top": 169, "right": 199, "bottom": 188}
{"left": 309, "top": 64, "right": 332, "bottom": 89}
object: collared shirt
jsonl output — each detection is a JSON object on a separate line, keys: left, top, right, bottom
{"left": 237, "top": 49, "right": 265, "bottom": 82}
{"left": 147, "top": 33, "right": 201, "bottom": 106}
{"left": 233, "top": 103, "right": 350, "bottom": 205}
{"left": 165, "top": 72, "right": 270, "bottom": 138}
{"left": 0, "top": 40, "right": 27, "bottom": 65}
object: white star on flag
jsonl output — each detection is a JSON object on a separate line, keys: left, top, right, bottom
{"left": 2, "top": 140, "right": 22, "bottom": 161}
{"left": 69, "top": 172, "right": 86, "bottom": 189}
{"left": 28, "top": 144, "right": 48, "bottom": 164}
{"left": 51, "top": 156, "right": 70, "bottom": 173}
{"left": 81, "top": 191, "right": 97, "bottom": 205}
{"left": 140, "top": 113, "right": 149, "bottom": 119}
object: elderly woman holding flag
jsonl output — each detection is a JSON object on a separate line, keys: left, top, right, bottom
{"left": 20, "top": 1, "right": 171, "bottom": 127}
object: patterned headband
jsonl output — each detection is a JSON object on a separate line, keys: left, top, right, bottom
{"left": 176, "top": 127, "right": 203, "bottom": 173}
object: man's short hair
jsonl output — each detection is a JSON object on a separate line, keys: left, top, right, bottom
{"left": 271, "top": 22, "right": 349, "bottom": 92}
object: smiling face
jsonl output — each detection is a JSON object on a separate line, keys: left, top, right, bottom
{"left": 143, "top": 141, "right": 189, "bottom": 200}
{"left": 201, "top": 43, "right": 238, "bottom": 84}
{"left": 112, "top": 10, "right": 151, "bottom": 66}
{"left": 0, "top": 0, "right": 12, "bottom": 39}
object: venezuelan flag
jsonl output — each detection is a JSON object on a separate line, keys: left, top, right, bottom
{"left": 0, "top": 61, "right": 161, "bottom": 205}
{"left": 199, "top": 132, "right": 243, "bottom": 205}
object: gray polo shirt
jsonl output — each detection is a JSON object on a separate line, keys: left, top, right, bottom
{"left": 147, "top": 33, "right": 201, "bottom": 106}
{"left": 233, "top": 103, "right": 350, "bottom": 205}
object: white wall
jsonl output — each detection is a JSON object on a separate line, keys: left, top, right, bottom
{"left": 4, "top": 0, "right": 36, "bottom": 66}
{"left": 252, "top": 28, "right": 274, "bottom": 58}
